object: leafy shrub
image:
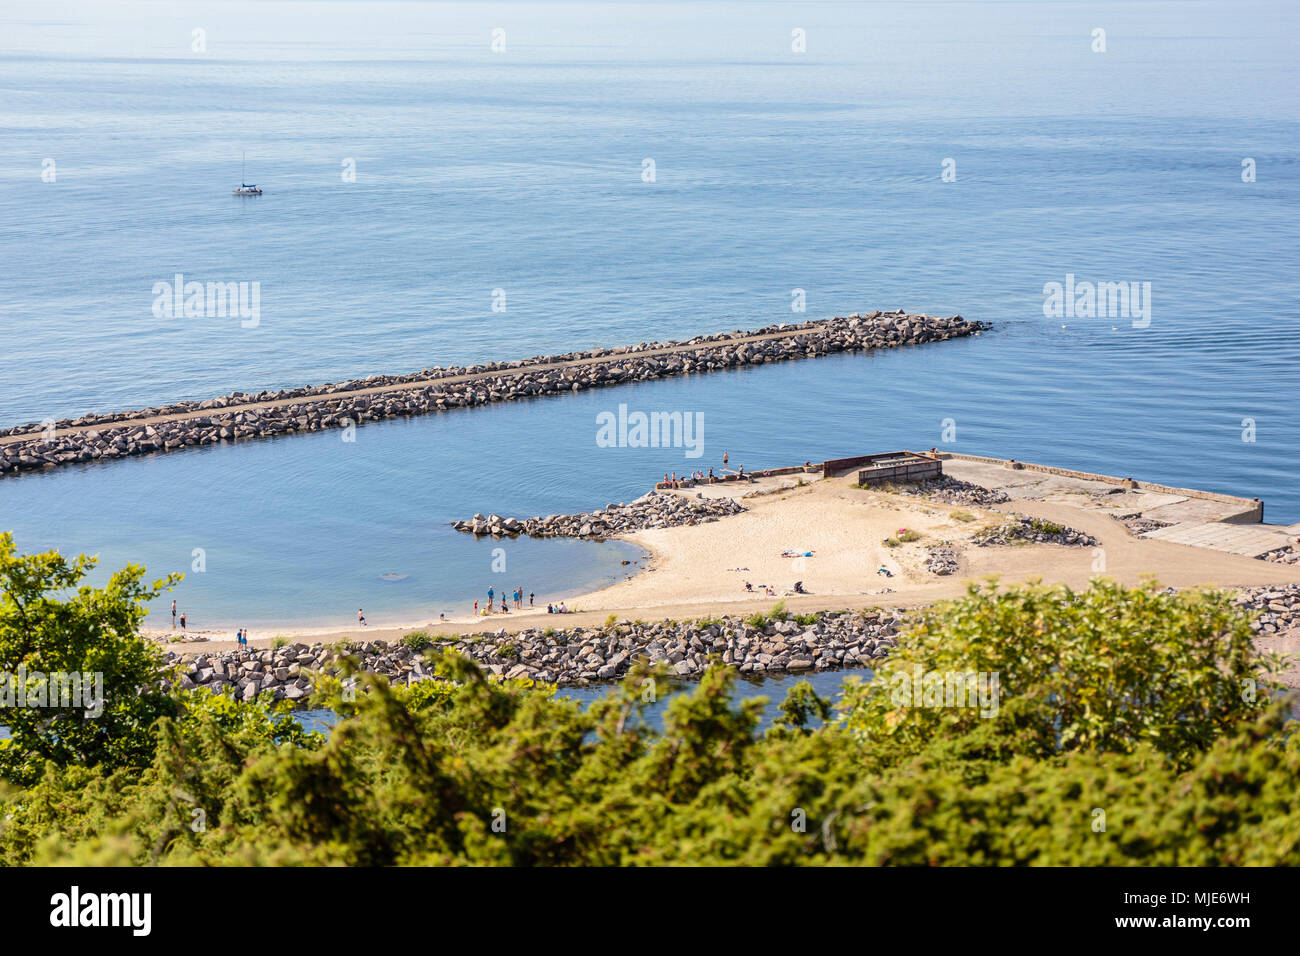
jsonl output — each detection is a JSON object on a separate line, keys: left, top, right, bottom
{"left": 400, "top": 631, "right": 433, "bottom": 651}
{"left": 745, "top": 601, "right": 787, "bottom": 629}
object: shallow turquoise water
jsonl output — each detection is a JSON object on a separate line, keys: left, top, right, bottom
{"left": 1, "top": 0, "right": 1297, "bottom": 626}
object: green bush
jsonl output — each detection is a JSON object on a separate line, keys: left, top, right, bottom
{"left": 745, "top": 601, "right": 787, "bottom": 629}
{"left": 400, "top": 631, "right": 433, "bottom": 651}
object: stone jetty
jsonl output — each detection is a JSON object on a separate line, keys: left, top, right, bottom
{"left": 451, "top": 489, "right": 745, "bottom": 540}
{"left": 163, "top": 607, "right": 905, "bottom": 696}
{"left": 0, "top": 311, "right": 987, "bottom": 478}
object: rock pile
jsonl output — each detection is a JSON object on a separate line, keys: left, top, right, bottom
{"left": 451, "top": 490, "right": 745, "bottom": 540}
{"left": 164, "top": 643, "right": 348, "bottom": 701}
{"left": 1115, "top": 515, "right": 1173, "bottom": 536}
{"left": 163, "top": 608, "right": 906, "bottom": 695}
{"left": 888, "top": 475, "right": 1010, "bottom": 507}
{"left": 1260, "top": 545, "right": 1300, "bottom": 567}
{"left": 923, "top": 546, "right": 960, "bottom": 575}
{"left": 0, "top": 312, "right": 987, "bottom": 478}
{"left": 972, "top": 514, "right": 1097, "bottom": 547}
{"left": 1234, "top": 584, "right": 1300, "bottom": 635}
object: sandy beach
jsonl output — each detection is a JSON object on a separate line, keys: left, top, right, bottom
{"left": 151, "top": 462, "right": 1300, "bottom": 655}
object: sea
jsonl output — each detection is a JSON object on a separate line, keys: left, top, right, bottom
{"left": 1, "top": 0, "right": 1297, "bottom": 631}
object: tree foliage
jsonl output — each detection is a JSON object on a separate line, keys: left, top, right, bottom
{"left": 0, "top": 532, "right": 180, "bottom": 784}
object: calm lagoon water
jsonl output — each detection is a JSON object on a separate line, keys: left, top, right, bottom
{"left": 1, "top": 0, "right": 1297, "bottom": 629}
{"left": 294, "top": 667, "right": 859, "bottom": 736}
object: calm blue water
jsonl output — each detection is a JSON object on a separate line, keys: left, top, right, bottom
{"left": 1, "top": 0, "right": 1298, "bottom": 628}
{"left": 294, "top": 668, "right": 859, "bottom": 736}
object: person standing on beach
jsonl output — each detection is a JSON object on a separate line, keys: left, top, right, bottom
{"left": 487, "top": 586, "right": 494, "bottom": 612}
{"left": 474, "top": 600, "right": 479, "bottom": 616}
{"left": 171, "top": 599, "right": 177, "bottom": 629}
{"left": 179, "top": 611, "right": 186, "bottom": 631}
{"left": 723, "top": 451, "right": 729, "bottom": 471}
{"left": 516, "top": 585, "right": 523, "bottom": 609}
{"left": 529, "top": 591, "right": 534, "bottom": 607}
{"left": 358, "top": 608, "right": 367, "bottom": 626}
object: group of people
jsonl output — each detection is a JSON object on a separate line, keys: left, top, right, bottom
{"left": 475, "top": 585, "right": 535, "bottom": 616}
{"left": 234, "top": 627, "right": 251, "bottom": 646}
{"left": 661, "top": 467, "right": 726, "bottom": 488}
{"left": 657, "top": 450, "right": 780, "bottom": 489}
{"left": 171, "top": 600, "right": 186, "bottom": 631}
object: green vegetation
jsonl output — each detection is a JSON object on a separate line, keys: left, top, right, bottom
{"left": 950, "top": 509, "right": 975, "bottom": 522}
{"left": 883, "top": 529, "right": 922, "bottom": 547}
{"left": 0, "top": 537, "right": 1295, "bottom": 866}
{"left": 1026, "top": 517, "right": 1065, "bottom": 535}
{"left": 271, "top": 635, "right": 290, "bottom": 650}
{"left": 0, "top": 533, "right": 180, "bottom": 786}
{"left": 400, "top": 631, "right": 434, "bottom": 651}
{"left": 745, "top": 600, "right": 787, "bottom": 629}
{"left": 604, "top": 613, "right": 619, "bottom": 629}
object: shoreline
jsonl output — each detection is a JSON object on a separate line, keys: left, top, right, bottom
{"left": 151, "top": 458, "right": 1300, "bottom": 667}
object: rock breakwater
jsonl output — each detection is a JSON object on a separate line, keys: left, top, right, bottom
{"left": 451, "top": 490, "right": 745, "bottom": 540}
{"left": 163, "top": 607, "right": 905, "bottom": 695}
{"left": 0, "top": 312, "right": 986, "bottom": 478}
{"left": 160, "top": 585, "right": 1297, "bottom": 700}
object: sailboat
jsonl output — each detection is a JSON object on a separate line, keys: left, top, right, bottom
{"left": 232, "top": 152, "right": 262, "bottom": 195}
